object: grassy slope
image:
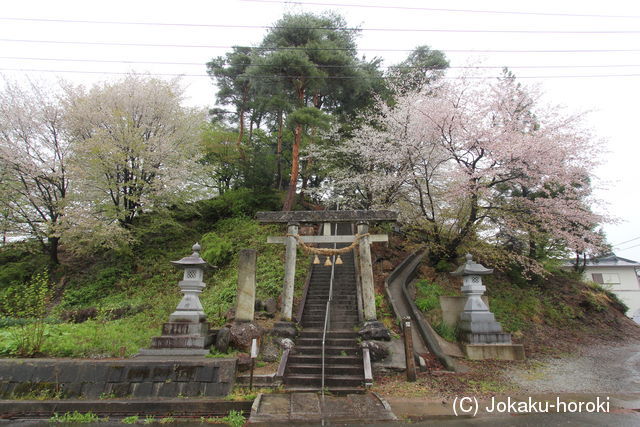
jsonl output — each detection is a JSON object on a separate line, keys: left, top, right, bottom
{"left": 0, "top": 192, "right": 309, "bottom": 358}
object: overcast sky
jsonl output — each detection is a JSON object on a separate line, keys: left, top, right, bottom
{"left": 1, "top": 0, "right": 638, "bottom": 261}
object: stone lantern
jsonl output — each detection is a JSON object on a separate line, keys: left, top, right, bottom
{"left": 169, "top": 243, "right": 208, "bottom": 323}
{"left": 138, "top": 243, "right": 214, "bottom": 356}
{"left": 452, "top": 254, "right": 511, "bottom": 344}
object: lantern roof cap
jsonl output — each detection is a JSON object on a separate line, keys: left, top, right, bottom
{"left": 171, "top": 243, "right": 209, "bottom": 268}
{"left": 451, "top": 253, "right": 493, "bottom": 276}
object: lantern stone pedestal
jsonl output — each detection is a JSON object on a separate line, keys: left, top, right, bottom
{"left": 138, "top": 243, "right": 214, "bottom": 357}
{"left": 451, "top": 254, "right": 525, "bottom": 361}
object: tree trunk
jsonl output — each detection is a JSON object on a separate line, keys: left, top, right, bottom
{"left": 237, "top": 108, "right": 246, "bottom": 161}
{"left": 276, "top": 110, "right": 283, "bottom": 190}
{"left": 49, "top": 236, "right": 60, "bottom": 265}
{"left": 283, "top": 83, "right": 306, "bottom": 211}
{"left": 283, "top": 123, "right": 302, "bottom": 211}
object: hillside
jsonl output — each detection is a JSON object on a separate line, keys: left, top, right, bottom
{"left": 0, "top": 189, "right": 309, "bottom": 357}
{"left": 0, "top": 192, "right": 637, "bottom": 365}
{"left": 372, "top": 234, "right": 639, "bottom": 357}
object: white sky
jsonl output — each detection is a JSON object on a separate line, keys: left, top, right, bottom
{"left": 1, "top": 0, "right": 638, "bottom": 261}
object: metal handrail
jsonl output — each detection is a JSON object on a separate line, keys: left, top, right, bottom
{"left": 321, "top": 223, "right": 338, "bottom": 403}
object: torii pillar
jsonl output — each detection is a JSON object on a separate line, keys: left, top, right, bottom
{"left": 282, "top": 221, "right": 298, "bottom": 321}
{"left": 357, "top": 220, "right": 376, "bottom": 321}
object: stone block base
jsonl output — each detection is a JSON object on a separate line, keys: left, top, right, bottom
{"left": 161, "top": 322, "right": 209, "bottom": 336}
{"left": 463, "top": 344, "right": 525, "bottom": 361}
{"left": 459, "top": 332, "right": 512, "bottom": 344}
{"left": 145, "top": 321, "right": 213, "bottom": 353}
{"left": 150, "top": 334, "right": 213, "bottom": 349}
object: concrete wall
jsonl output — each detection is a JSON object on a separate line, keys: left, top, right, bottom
{"left": 584, "top": 267, "right": 640, "bottom": 319}
{"left": 0, "top": 358, "right": 236, "bottom": 399}
{"left": 439, "top": 296, "right": 489, "bottom": 329}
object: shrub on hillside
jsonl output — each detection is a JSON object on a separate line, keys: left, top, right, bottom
{"left": 201, "top": 233, "right": 233, "bottom": 267}
{"left": 196, "top": 188, "right": 280, "bottom": 223}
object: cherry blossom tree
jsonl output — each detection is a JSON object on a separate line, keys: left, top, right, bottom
{"left": 315, "top": 71, "right": 606, "bottom": 268}
{"left": 64, "top": 75, "right": 205, "bottom": 227}
{"left": 0, "top": 78, "right": 70, "bottom": 264}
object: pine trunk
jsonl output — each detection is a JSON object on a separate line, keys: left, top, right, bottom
{"left": 283, "top": 123, "right": 302, "bottom": 211}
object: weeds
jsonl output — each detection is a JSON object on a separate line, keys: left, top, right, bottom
{"left": 221, "top": 410, "right": 246, "bottom": 427}
{"left": 5, "top": 271, "right": 52, "bottom": 356}
{"left": 49, "top": 411, "right": 100, "bottom": 423}
{"left": 433, "top": 320, "right": 457, "bottom": 342}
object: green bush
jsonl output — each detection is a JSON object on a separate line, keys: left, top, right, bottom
{"left": 433, "top": 320, "right": 457, "bottom": 342}
{"left": 4, "top": 270, "right": 52, "bottom": 356}
{"left": 414, "top": 280, "right": 448, "bottom": 312}
{"left": 196, "top": 188, "right": 280, "bottom": 223}
{"left": 201, "top": 232, "right": 233, "bottom": 267}
{"left": 434, "top": 259, "right": 453, "bottom": 273}
{"left": 415, "top": 295, "right": 439, "bottom": 312}
{"left": 122, "top": 415, "right": 139, "bottom": 424}
{"left": 222, "top": 410, "right": 246, "bottom": 427}
{"left": 59, "top": 266, "right": 130, "bottom": 309}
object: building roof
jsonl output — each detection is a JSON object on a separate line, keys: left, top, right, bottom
{"left": 580, "top": 253, "right": 640, "bottom": 268}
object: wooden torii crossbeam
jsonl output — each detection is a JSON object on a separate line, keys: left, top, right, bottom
{"left": 257, "top": 210, "right": 397, "bottom": 322}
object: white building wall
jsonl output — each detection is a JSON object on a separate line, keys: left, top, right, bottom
{"left": 583, "top": 267, "right": 640, "bottom": 319}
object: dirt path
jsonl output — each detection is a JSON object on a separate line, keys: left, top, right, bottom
{"left": 509, "top": 339, "right": 640, "bottom": 393}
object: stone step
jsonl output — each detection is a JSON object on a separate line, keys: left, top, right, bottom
{"left": 284, "top": 385, "right": 365, "bottom": 395}
{"left": 306, "top": 293, "right": 357, "bottom": 298}
{"left": 298, "top": 330, "right": 358, "bottom": 339}
{"left": 287, "top": 354, "right": 362, "bottom": 365}
{"left": 303, "top": 308, "right": 359, "bottom": 314}
{"left": 306, "top": 297, "right": 356, "bottom": 303}
{"left": 284, "top": 374, "right": 364, "bottom": 387}
{"left": 296, "top": 338, "right": 358, "bottom": 347}
{"left": 302, "top": 312, "right": 359, "bottom": 318}
{"left": 301, "top": 323, "right": 358, "bottom": 330}
{"left": 304, "top": 306, "right": 357, "bottom": 312}
{"left": 286, "top": 363, "right": 363, "bottom": 376}
{"left": 295, "top": 345, "right": 360, "bottom": 356}
{"left": 301, "top": 318, "right": 360, "bottom": 326}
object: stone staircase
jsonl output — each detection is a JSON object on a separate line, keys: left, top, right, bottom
{"left": 283, "top": 223, "right": 365, "bottom": 393}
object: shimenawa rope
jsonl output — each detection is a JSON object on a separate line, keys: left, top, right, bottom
{"left": 286, "top": 233, "right": 370, "bottom": 256}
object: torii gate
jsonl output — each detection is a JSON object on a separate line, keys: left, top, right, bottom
{"left": 256, "top": 210, "right": 398, "bottom": 323}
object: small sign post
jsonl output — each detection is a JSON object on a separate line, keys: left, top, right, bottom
{"left": 403, "top": 317, "right": 417, "bottom": 382}
{"left": 249, "top": 338, "right": 258, "bottom": 390}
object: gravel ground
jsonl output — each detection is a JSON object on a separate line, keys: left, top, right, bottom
{"left": 509, "top": 339, "right": 640, "bottom": 393}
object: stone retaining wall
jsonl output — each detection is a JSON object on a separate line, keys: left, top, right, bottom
{"left": 0, "top": 358, "right": 236, "bottom": 399}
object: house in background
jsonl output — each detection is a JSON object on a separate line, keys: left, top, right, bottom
{"left": 571, "top": 254, "right": 640, "bottom": 322}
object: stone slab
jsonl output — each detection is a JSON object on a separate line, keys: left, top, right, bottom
{"left": 249, "top": 392, "right": 397, "bottom": 424}
{"left": 256, "top": 210, "right": 397, "bottom": 223}
{"left": 464, "top": 344, "right": 526, "bottom": 361}
{"left": 236, "top": 249, "right": 257, "bottom": 322}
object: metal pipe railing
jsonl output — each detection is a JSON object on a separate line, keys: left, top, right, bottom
{"left": 321, "top": 223, "right": 338, "bottom": 404}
